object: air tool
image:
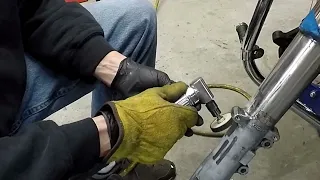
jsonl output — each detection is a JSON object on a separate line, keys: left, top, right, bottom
{"left": 175, "top": 77, "right": 232, "bottom": 132}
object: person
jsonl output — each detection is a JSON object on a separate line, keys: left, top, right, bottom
{"left": 0, "top": 0, "right": 202, "bottom": 179}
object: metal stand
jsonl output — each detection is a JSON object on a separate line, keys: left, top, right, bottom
{"left": 190, "top": 1, "right": 320, "bottom": 179}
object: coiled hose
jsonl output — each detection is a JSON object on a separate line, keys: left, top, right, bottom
{"left": 120, "top": 84, "right": 251, "bottom": 176}
{"left": 193, "top": 84, "right": 251, "bottom": 138}
{"left": 152, "top": 0, "right": 251, "bottom": 138}
{"left": 119, "top": 1, "right": 252, "bottom": 177}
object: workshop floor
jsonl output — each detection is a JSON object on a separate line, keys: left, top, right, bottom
{"left": 51, "top": 0, "right": 320, "bottom": 179}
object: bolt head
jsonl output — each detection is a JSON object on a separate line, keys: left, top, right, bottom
{"left": 237, "top": 166, "right": 249, "bottom": 175}
{"left": 310, "top": 91, "right": 317, "bottom": 98}
{"left": 261, "top": 139, "right": 273, "bottom": 148}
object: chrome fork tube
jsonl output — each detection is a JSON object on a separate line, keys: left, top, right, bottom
{"left": 191, "top": 32, "right": 320, "bottom": 180}
{"left": 246, "top": 33, "right": 320, "bottom": 124}
{"left": 241, "top": 0, "right": 273, "bottom": 85}
{"left": 191, "top": 2, "right": 320, "bottom": 179}
{"left": 238, "top": 0, "right": 320, "bottom": 129}
{"left": 242, "top": 0, "right": 273, "bottom": 51}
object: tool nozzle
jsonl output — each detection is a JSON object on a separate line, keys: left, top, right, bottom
{"left": 205, "top": 100, "right": 223, "bottom": 120}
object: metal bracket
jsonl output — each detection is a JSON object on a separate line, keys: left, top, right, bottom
{"left": 231, "top": 106, "right": 250, "bottom": 127}
{"left": 239, "top": 151, "right": 256, "bottom": 165}
{"left": 260, "top": 127, "right": 280, "bottom": 148}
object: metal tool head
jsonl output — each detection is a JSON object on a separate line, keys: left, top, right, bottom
{"left": 210, "top": 113, "right": 233, "bottom": 132}
{"left": 174, "top": 87, "right": 200, "bottom": 106}
{"left": 190, "top": 77, "right": 215, "bottom": 104}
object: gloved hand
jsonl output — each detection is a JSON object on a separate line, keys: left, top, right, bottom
{"left": 111, "top": 58, "right": 171, "bottom": 98}
{"left": 98, "top": 82, "right": 202, "bottom": 164}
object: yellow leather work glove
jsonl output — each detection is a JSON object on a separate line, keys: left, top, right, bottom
{"left": 99, "top": 82, "right": 199, "bottom": 164}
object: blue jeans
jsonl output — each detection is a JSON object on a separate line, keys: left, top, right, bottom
{"left": 13, "top": 0, "right": 157, "bottom": 133}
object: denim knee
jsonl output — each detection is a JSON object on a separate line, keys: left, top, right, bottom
{"left": 84, "top": 0, "right": 157, "bottom": 63}
{"left": 122, "top": 0, "right": 157, "bottom": 31}
{"left": 114, "top": 0, "right": 157, "bottom": 63}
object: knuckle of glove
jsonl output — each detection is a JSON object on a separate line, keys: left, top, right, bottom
{"left": 173, "top": 105, "right": 198, "bottom": 129}
{"left": 158, "top": 71, "right": 171, "bottom": 86}
{"left": 184, "top": 108, "right": 199, "bottom": 128}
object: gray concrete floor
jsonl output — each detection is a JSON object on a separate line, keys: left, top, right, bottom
{"left": 51, "top": 0, "right": 320, "bottom": 179}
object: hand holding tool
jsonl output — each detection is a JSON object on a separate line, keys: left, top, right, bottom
{"left": 175, "top": 77, "right": 232, "bottom": 132}
{"left": 175, "top": 77, "right": 222, "bottom": 119}
{"left": 99, "top": 82, "right": 198, "bottom": 164}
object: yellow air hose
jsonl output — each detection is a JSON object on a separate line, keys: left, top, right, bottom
{"left": 192, "top": 84, "right": 251, "bottom": 138}
{"left": 119, "top": 1, "right": 252, "bottom": 176}
{"left": 152, "top": 0, "right": 251, "bottom": 138}
{"left": 154, "top": 0, "right": 160, "bottom": 11}
{"left": 119, "top": 84, "right": 251, "bottom": 176}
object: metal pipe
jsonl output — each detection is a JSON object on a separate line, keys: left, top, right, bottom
{"left": 241, "top": 0, "right": 273, "bottom": 52}
{"left": 191, "top": 32, "right": 320, "bottom": 180}
{"left": 238, "top": 0, "right": 320, "bottom": 129}
{"left": 243, "top": 59, "right": 264, "bottom": 85}
{"left": 314, "top": 1, "right": 320, "bottom": 19}
{"left": 288, "top": 1, "right": 320, "bottom": 129}
{"left": 246, "top": 33, "right": 320, "bottom": 123}
{"left": 241, "top": 0, "right": 273, "bottom": 85}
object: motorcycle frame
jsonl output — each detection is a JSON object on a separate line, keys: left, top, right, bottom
{"left": 190, "top": 0, "right": 320, "bottom": 179}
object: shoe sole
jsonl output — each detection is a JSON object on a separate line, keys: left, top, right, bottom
{"left": 159, "top": 161, "right": 176, "bottom": 180}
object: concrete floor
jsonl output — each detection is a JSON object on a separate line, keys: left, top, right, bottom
{"left": 51, "top": 0, "right": 320, "bottom": 179}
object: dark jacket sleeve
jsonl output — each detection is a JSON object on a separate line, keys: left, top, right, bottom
{"left": 20, "top": 0, "right": 114, "bottom": 78}
{"left": 0, "top": 118, "right": 101, "bottom": 180}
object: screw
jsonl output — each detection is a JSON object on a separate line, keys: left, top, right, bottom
{"left": 237, "top": 166, "right": 249, "bottom": 175}
{"left": 310, "top": 91, "right": 317, "bottom": 98}
{"left": 261, "top": 139, "right": 273, "bottom": 148}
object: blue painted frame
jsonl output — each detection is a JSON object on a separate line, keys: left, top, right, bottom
{"left": 299, "top": 83, "right": 320, "bottom": 116}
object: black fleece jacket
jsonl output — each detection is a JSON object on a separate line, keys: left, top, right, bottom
{"left": 0, "top": 0, "right": 114, "bottom": 179}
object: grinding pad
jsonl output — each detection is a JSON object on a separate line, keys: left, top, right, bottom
{"left": 210, "top": 113, "right": 233, "bottom": 132}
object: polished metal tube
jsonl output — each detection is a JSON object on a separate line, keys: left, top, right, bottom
{"left": 289, "top": 1, "right": 320, "bottom": 129}
{"left": 239, "top": 0, "right": 320, "bottom": 129}
{"left": 246, "top": 33, "right": 320, "bottom": 123}
{"left": 314, "top": 1, "right": 320, "bottom": 19}
{"left": 242, "top": 0, "right": 273, "bottom": 52}
{"left": 191, "top": 32, "right": 320, "bottom": 180}
{"left": 241, "top": 0, "right": 273, "bottom": 85}
{"left": 191, "top": 2, "right": 320, "bottom": 180}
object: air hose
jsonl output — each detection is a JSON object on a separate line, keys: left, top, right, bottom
{"left": 192, "top": 84, "right": 251, "bottom": 138}
{"left": 152, "top": 1, "right": 251, "bottom": 138}
{"left": 119, "top": 1, "right": 252, "bottom": 177}
{"left": 119, "top": 84, "right": 251, "bottom": 176}
{"left": 154, "top": 0, "right": 160, "bottom": 11}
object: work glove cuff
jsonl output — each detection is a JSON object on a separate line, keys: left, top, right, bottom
{"left": 95, "top": 102, "right": 124, "bottom": 162}
{"left": 110, "top": 58, "right": 134, "bottom": 97}
{"left": 110, "top": 58, "right": 129, "bottom": 87}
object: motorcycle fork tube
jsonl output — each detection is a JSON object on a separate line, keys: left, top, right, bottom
{"left": 238, "top": 0, "right": 320, "bottom": 129}
{"left": 191, "top": 34, "right": 320, "bottom": 180}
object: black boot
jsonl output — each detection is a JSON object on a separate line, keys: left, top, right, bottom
{"left": 91, "top": 159, "right": 176, "bottom": 180}
{"left": 122, "top": 159, "right": 176, "bottom": 180}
